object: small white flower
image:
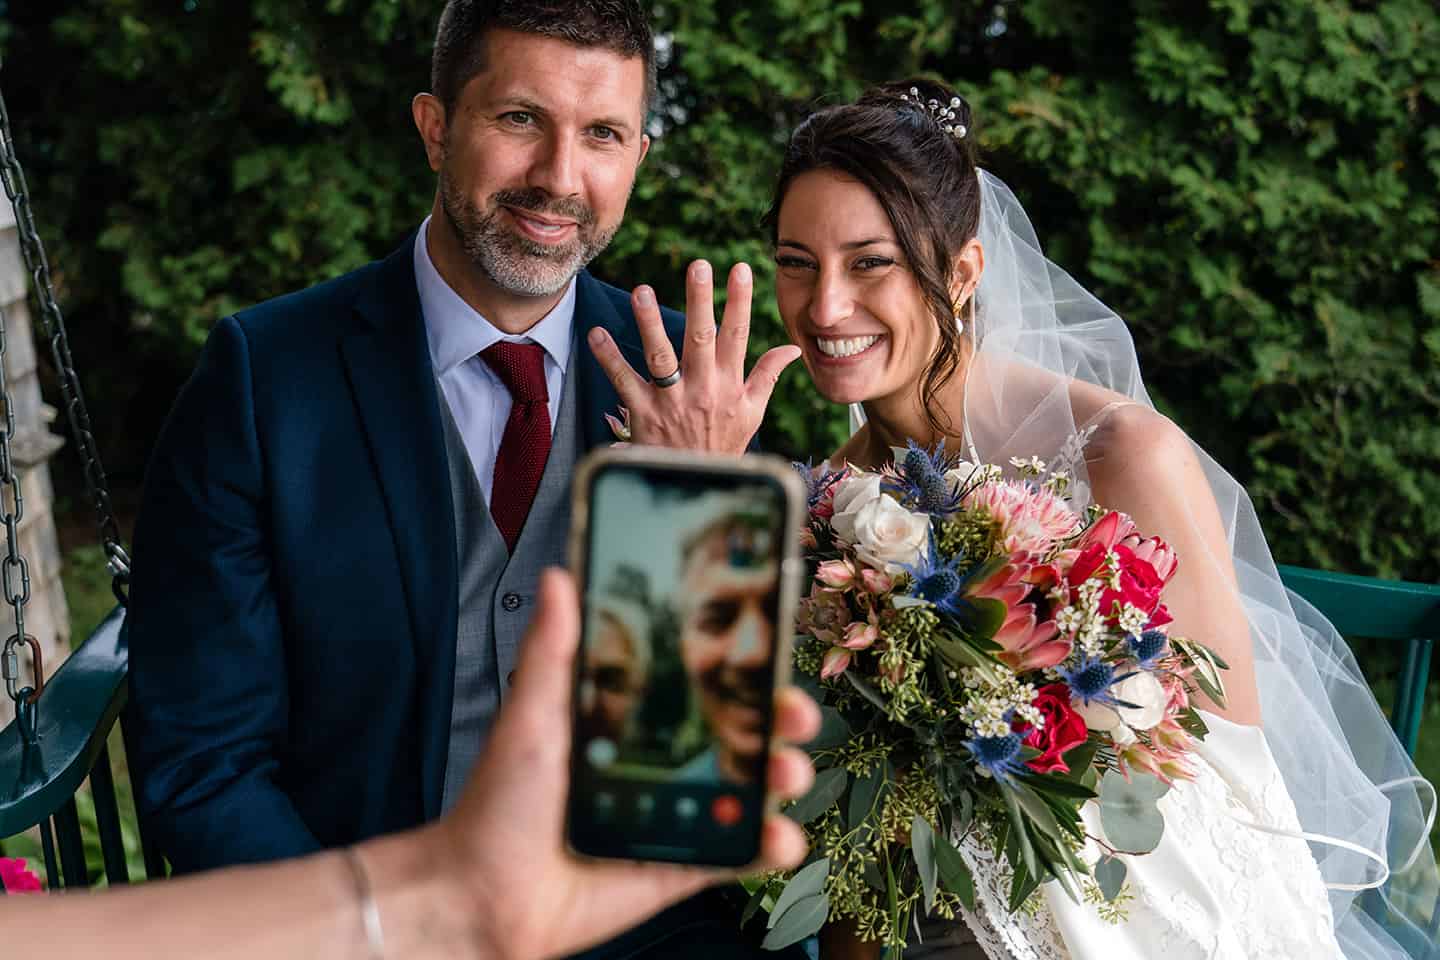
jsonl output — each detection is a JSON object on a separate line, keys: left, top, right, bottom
{"left": 1055, "top": 605, "right": 1085, "bottom": 634}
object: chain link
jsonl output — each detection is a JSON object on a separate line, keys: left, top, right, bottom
{"left": 0, "top": 83, "right": 130, "bottom": 712}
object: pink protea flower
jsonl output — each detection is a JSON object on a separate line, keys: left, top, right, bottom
{"left": 993, "top": 604, "right": 1072, "bottom": 672}
{"left": 964, "top": 560, "right": 1034, "bottom": 609}
{"left": 860, "top": 567, "right": 894, "bottom": 595}
{"left": 0, "top": 856, "right": 42, "bottom": 893}
{"left": 966, "top": 480, "right": 1081, "bottom": 555}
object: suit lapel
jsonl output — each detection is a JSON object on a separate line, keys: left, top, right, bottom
{"left": 339, "top": 235, "right": 457, "bottom": 819}
{"left": 574, "top": 272, "right": 651, "bottom": 452}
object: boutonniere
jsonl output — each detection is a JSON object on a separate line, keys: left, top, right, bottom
{"left": 604, "top": 405, "right": 632, "bottom": 445}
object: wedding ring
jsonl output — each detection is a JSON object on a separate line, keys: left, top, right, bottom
{"left": 652, "top": 368, "right": 682, "bottom": 389}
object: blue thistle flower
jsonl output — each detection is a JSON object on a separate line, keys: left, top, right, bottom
{"left": 1056, "top": 653, "right": 1138, "bottom": 709}
{"left": 1127, "top": 629, "right": 1170, "bottom": 669}
{"left": 901, "top": 528, "right": 967, "bottom": 614}
{"left": 793, "top": 459, "right": 846, "bottom": 510}
{"left": 884, "top": 440, "right": 964, "bottom": 515}
{"left": 964, "top": 732, "right": 1027, "bottom": 782}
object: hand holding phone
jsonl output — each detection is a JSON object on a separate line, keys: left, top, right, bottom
{"left": 567, "top": 448, "right": 805, "bottom": 866}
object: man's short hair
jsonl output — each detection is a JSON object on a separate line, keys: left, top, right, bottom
{"left": 431, "top": 0, "right": 657, "bottom": 118}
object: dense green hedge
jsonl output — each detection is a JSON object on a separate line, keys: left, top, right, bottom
{"left": 3, "top": 0, "right": 1438, "bottom": 582}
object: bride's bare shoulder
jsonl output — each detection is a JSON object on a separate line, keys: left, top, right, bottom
{"left": 828, "top": 425, "right": 872, "bottom": 471}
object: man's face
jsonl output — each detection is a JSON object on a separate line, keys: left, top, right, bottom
{"left": 679, "top": 530, "right": 778, "bottom": 781}
{"left": 428, "top": 29, "right": 650, "bottom": 297}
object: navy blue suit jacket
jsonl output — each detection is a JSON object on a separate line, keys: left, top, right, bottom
{"left": 126, "top": 236, "right": 685, "bottom": 871}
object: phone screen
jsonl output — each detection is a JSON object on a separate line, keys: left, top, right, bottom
{"left": 568, "top": 457, "right": 795, "bottom": 866}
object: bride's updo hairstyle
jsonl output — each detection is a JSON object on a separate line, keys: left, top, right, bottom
{"left": 765, "top": 78, "right": 981, "bottom": 432}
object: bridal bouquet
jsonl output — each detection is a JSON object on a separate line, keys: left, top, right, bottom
{"left": 752, "top": 444, "right": 1229, "bottom": 950}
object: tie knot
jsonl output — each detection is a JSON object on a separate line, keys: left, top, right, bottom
{"left": 481, "top": 342, "right": 549, "bottom": 404}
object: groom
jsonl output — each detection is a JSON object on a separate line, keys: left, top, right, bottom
{"left": 126, "top": 1, "right": 791, "bottom": 956}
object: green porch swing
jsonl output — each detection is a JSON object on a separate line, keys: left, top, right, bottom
{"left": 0, "top": 73, "right": 1435, "bottom": 950}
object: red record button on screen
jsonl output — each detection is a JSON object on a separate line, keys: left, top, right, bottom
{"left": 710, "top": 794, "right": 743, "bottom": 827}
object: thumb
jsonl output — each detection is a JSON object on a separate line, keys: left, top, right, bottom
{"left": 492, "top": 567, "right": 580, "bottom": 750}
{"left": 745, "top": 345, "right": 803, "bottom": 404}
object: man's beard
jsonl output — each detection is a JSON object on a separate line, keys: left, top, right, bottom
{"left": 438, "top": 170, "right": 619, "bottom": 298}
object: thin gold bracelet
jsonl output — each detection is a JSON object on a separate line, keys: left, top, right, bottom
{"left": 344, "top": 847, "right": 386, "bottom": 959}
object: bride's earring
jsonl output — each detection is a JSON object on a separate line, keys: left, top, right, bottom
{"left": 952, "top": 298, "right": 965, "bottom": 335}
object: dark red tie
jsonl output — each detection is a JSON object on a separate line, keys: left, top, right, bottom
{"left": 481, "top": 342, "right": 551, "bottom": 552}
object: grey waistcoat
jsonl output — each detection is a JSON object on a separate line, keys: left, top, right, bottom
{"left": 439, "top": 346, "right": 582, "bottom": 810}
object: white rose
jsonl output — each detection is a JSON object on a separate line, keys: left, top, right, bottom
{"left": 1074, "top": 698, "right": 1123, "bottom": 734}
{"left": 1111, "top": 671, "right": 1168, "bottom": 731}
{"left": 851, "top": 496, "right": 929, "bottom": 574}
{"left": 944, "top": 460, "right": 984, "bottom": 490}
{"left": 830, "top": 472, "right": 883, "bottom": 543}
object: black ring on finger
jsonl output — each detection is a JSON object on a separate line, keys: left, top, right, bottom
{"left": 652, "top": 368, "right": 682, "bottom": 389}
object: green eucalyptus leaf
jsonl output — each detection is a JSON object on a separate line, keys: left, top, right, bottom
{"left": 843, "top": 670, "right": 888, "bottom": 711}
{"left": 767, "top": 857, "right": 829, "bottom": 929}
{"left": 933, "top": 830, "right": 976, "bottom": 909}
{"left": 741, "top": 883, "right": 768, "bottom": 928}
{"left": 761, "top": 893, "right": 829, "bottom": 950}
{"left": 1098, "top": 770, "right": 1170, "bottom": 854}
{"left": 1059, "top": 739, "right": 1101, "bottom": 783}
{"left": 1001, "top": 789, "right": 1040, "bottom": 880}
{"left": 1018, "top": 771, "right": 1098, "bottom": 801}
{"left": 910, "top": 816, "right": 939, "bottom": 914}
{"left": 1095, "top": 856, "right": 1128, "bottom": 902}
{"left": 786, "top": 767, "right": 847, "bottom": 825}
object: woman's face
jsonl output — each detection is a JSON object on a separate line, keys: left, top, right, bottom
{"left": 773, "top": 169, "right": 940, "bottom": 406}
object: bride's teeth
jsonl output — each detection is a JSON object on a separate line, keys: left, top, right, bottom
{"left": 816, "top": 335, "right": 879, "bottom": 358}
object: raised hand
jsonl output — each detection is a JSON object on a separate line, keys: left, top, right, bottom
{"left": 586, "top": 259, "right": 802, "bottom": 453}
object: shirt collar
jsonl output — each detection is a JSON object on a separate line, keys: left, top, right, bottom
{"left": 414, "top": 215, "right": 576, "bottom": 375}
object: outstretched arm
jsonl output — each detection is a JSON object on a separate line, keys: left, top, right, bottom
{"left": 126, "top": 314, "right": 319, "bottom": 870}
{"left": 2, "top": 570, "right": 821, "bottom": 960}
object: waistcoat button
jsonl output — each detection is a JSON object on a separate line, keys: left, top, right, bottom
{"left": 501, "top": 592, "right": 523, "bottom": 612}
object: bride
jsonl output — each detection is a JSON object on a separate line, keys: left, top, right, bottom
{"left": 760, "top": 79, "right": 1438, "bottom": 960}
{"left": 586, "top": 77, "right": 1438, "bottom": 960}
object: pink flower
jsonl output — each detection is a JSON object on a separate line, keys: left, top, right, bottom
{"left": 842, "top": 618, "right": 879, "bottom": 651}
{"left": 1066, "top": 542, "right": 1170, "bottom": 628}
{"left": 820, "top": 645, "right": 852, "bottom": 679}
{"left": 1119, "top": 533, "right": 1179, "bottom": 583}
{"left": 815, "top": 559, "right": 857, "bottom": 589}
{"left": 0, "top": 857, "right": 42, "bottom": 894}
{"left": 965, "top": 561, "right": 1033, "bottom": 609}
{"left": 860, "top": 568, "right": 893, "bottom": 595}
{"left": 993, "top": 604, "right": 1072, "bottom": 671}
{"left": 1076, "top": 510, "right": 1137, "bottom": 551}
{"left": 604, "top": 406, "right": 633, "bottom": 444}
{"left": 966, "top": 481, "right": 1081, "bottom": 555}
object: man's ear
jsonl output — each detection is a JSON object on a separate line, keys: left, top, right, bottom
{"left": 638, "top": 133, "right": 651, "bottom": 167}
{"left": 412, "top": 93, "right": 448, "bottom": 173}
{"left": 949, "top": 238, "right": 985, "bottom": 309}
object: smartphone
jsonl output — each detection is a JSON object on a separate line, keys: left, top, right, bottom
{"left": 566, "top": 447, "right": 805, "bottom": 867}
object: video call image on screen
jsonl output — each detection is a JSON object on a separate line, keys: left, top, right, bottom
{"left": 578, "top": 468, "right": 783, "bottom": 825}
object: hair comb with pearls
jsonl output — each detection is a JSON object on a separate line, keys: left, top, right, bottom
{"left": 900, "top": 87, "right": 968, "bottom": 140}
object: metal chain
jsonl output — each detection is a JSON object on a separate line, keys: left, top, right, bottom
{"left": 0, "top": 82, "right": 130, "bottom": 715}
{"left": 0, "top": 87, "right": 129, "bottom": 584}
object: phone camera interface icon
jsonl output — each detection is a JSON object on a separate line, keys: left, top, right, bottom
{"left": 674, "top": 795, "right": 700, "bottom": 821}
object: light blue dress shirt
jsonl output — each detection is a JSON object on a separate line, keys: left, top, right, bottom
{"left": 413, "top": 215, "right": 576, "bottom": 505}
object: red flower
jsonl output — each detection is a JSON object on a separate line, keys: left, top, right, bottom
{"left": 0, "top": 856, "right": 43, "bottom": 893}
{"left": 1066, "top": 543, "right": 1171, "bottom": 627}
{"left": 1021, "top": 683, "right": 1090, "bottom": 775}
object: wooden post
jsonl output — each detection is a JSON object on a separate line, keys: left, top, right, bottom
{"left": 0, "top": 196, "right": 70, "bottom": 674}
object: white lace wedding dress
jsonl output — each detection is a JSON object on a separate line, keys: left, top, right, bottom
{"left": 927, "top": 712, "right": 1343, "bottom": 960}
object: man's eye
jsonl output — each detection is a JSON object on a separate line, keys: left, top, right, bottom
{"left": 502, "top": 111, "right": 535, "bottom": 127}
{"left": 591, "top": 125, "right": 618, "bottom": 142}
{"left": 775, "top": 255, "right": 815, "bottom": 271}
{"left": 697, "top": 600, "right": 741, "bottom": 632}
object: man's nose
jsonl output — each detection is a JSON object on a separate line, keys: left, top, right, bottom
{"left": 527, "top": 130, "right": 582, "bottom": 198}
{"left": 727, "top": 605, "right": 773, "bottom": 667}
